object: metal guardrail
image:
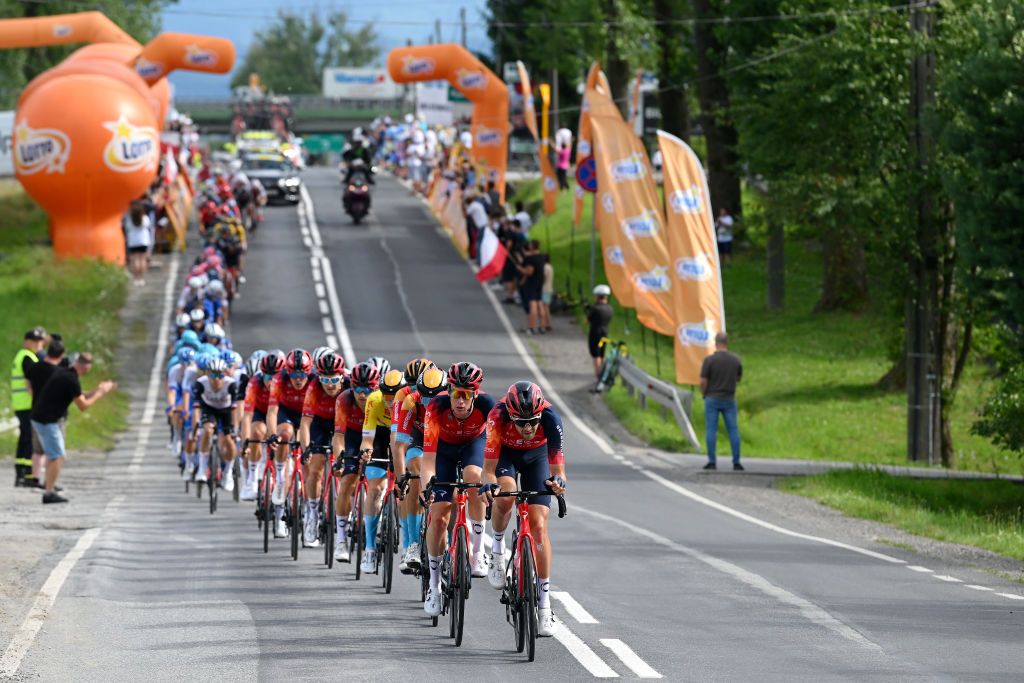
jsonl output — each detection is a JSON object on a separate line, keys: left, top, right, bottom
{"left": 618, "top": 357, "right": 701, "bottom": 451}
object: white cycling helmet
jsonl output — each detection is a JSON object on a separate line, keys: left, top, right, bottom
{"left": 593, "top": 284, "right": 612, "bottom": 297}
{"left": 175, "top": 312, "right": 191, "bottom": 328}
{"left": 197, "top": 273, "right": 210, "bottom": 287}
{"left": 189, "top": 308, "right": 206, "bottom": 323}
{"left": 205, "top": 322, "right": 226, "bottom": 339}
{"left": 366, "top": 356, "right": 391, "bottom": 377}
{"left": 188, "top": 275, "right": 204, "bottom": 290}
{"left": 311, "top": 346, "right": 335, "bottom": 370}
{"left": 206, "top": 279, "right": 225, "bottom": 297}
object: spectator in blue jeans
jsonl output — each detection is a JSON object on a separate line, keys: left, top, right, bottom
{"left": 699, "top": 332, "right": 743, "bottom": 471}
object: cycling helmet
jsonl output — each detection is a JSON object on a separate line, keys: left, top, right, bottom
{"left": 593, "top": 284, "right": 611, "bottom": 297}
{"left": 177, "top": 347, "right": 196, "bottom": 364}
{"left": 366, "top": 356, "right": 391, "bottom": 377}
{"left": 311, "top": 346, "right": 334, "bottom": 369}
{"left": 447, "top": 362, "right": 484, "bottom": 391}
{"left": 196, "top": 353, "right": 214, "bottom": 371}
{"left": 505, "top": 381, "right": 545, "bottom": 420}
{"left": 404, "top": 357, "right": 435, "bottom": 385}
{"left": 206, "top": 279, "right": 225, "bottom": 297}
{"left": 189, "top": 308, "right": 206, "bottom": 323}
{"left": 350, "top": 361, "right": 380, "bottom": 389}
{"left": 260, "top": 349, "right": 286, "bottom": 375}
{"left": 203, "top": 246, "right": 217, "bottom": 259}
{"left": 380, "top": 369, "right": 407, "bottom": 395}
{"left": 197, "top": 273, "right": 210, "bottom": 287}
{"left": 284, "top": 348, "right": 313, "bottom": 375}
{"left": 221, "top": 349, "right": 243, "bottom": 368}
{"left": 180, "top": 330, "right": 201, "bottom": 348}
{"left": 175, "top": 312, "right": 190, "bottom": 328}
{"left": 204, "top": 322, "right": 226, "bottom": 340}
{"left": 207, "top": 357, "right": 229, "bottom": 374}
{"left": 316, "top": 351, "right": 345, "bottom": 376}
{"left": 417, "top": 367, "right": 448, "bottom": 399}
{"left": 246, "top": 350, "right": 267, "bottom": 377}
{"left": 188, "top": 275, "right": 204, "bottom": 290}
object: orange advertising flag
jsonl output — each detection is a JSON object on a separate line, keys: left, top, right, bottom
{"left": 517, "top": 61, "right": 558, "bottom": 216}
{"left": 657, "top": 130, "right": 727, "bottom": 385}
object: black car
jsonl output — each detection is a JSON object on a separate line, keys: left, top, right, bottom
{"left": 242, "top": 154, "right": 301, "bottom": 204}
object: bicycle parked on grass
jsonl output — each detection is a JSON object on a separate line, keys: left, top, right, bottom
{"left": 488, "top": 478, "right": 567, "bottom": 661}
{"left": 594, "top": 337, "right": 628, "bottom": 394}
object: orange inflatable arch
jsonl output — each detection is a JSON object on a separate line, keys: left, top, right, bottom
{"left": 387, "top": 44, "right": 508, "bottom": 200}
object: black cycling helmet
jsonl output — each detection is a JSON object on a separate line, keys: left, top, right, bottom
{"left": 404, "top": 357, "right": 435, "bottom": 385}
{"left": 447, "top": 361, "right": 483, "bottom": 391}
{"left": 350, "top": 361, "right": 380, "bottom": 389}
{"left": 260, "top": 349, "right": 286, "bottom": 375}
{"left": 505, "top": 381, "right": 545, "bottom": 420}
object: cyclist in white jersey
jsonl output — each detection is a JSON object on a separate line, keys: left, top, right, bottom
{"left": 192, "top": 357, "right": 239, "bottom": 489}
{"left": 166, "top": 348, "right": 196, "bottom": 461}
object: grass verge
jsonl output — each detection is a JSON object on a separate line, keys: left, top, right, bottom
{"left": 777, "top": 469, "right": 1024, "bottom": 562}
{"left": 0, "top": 180, "right": 128, "bottom": 456}
{"left": 510, "top": 178, "right": 1015, "bottom": 473}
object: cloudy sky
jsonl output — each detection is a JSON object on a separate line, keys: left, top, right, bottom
{"left": 162, "top": 0, "right": 491, "bottom": 98}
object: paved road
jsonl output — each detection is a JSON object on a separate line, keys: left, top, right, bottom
{"left": 11, "top": 170, "right": 1024, "bottom": 681}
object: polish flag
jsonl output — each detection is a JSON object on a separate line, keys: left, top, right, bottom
{"left": 475, "top": 227, "right": 507, "bottom": 283}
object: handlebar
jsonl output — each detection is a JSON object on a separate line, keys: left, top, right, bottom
{"left": 485, "top": 489, "right": 567, "bottom": 520}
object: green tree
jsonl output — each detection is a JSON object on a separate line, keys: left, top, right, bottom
{"left": 0, "top": 0, "right": 170, "bottom": 108}
{"left": 230, "top": 10, "right": 379, "bottom": 95}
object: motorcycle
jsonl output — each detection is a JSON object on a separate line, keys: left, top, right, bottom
{"left": 343, "top": 165, "right": 372, "bottom": 224}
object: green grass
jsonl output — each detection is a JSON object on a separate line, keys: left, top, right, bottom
{"left": 0, "top": 180, "right": 129, "bottom": 455}
{"left": 512, "top": 178, "right": 1016, "bottom": 473}
{"left": 778, "top": 469, "right": 1024, "bottom": 561}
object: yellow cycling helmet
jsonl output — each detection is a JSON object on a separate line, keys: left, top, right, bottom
{"left": 417, "top": 367, "right": 448, "bottom": 399}
{"left": 380, "top": 369, "right": 407, "bottom": 395}
{"left": 404, "top": 357, "right": 435, "bottom": 385}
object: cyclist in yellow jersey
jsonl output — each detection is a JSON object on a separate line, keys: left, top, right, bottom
{"left": 357, "top": 369, "right": 406, "bottom": 574}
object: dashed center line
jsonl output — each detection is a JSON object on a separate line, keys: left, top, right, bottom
{"left": 965, "top": 585, "right": 994, "bottom": 592}
{"left": 933, "top": 575, "right": 963, "bottom": 583}
{"left": 906, "top": 566, "right": 933, "bottom": 573}
{"left": 601, "top": 639, "right": 663, "bottom": 679}
{"left": 552, "top": 591, "right": 599, "bottom": 624}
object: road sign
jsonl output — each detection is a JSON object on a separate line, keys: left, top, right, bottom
{"left": 576, "top": 155, "right": 598, "bottom": 193}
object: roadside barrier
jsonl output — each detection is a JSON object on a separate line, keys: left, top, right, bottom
{"left": 618, "top": 357, "right": 701, "bottom": 451}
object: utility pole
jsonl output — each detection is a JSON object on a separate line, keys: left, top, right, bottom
{"left": 435, "top": 19, "right": 442, "bottom": 45}
{"left": 552, "top": 68, "right": 559, "bottom": 133}
{"left": 907, "top": 0, "right": 937, "bottom": 463}
{"left": 460, "top": 7, "right": 467, "bottom": 48}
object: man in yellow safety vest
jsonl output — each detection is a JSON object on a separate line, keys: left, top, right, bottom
{"left": 11, "top": 327, "right": 47, "bottom": 487}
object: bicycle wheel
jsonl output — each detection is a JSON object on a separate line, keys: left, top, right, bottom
{"left": 382, "top": 495, "right": 394, "bottom": 593}
{"left": 209, "top": 443, "right": 220, "bottom": 515}
{"left": 353, "top": 487, "right": 365, "bottom": 580}
{"left": 325, "top": 478, "right": 336, "bottom": 568}
{"left": 521, "top": 536, "right": 538, "bottom": 662}
{"left": 290, "top": 478, "right": 301, "bottom": 561}
{"left": 453, "top": 527, "right": 469, "bottom": 647}
{"left": 262, "top": 468, "right": 273, "bottom": 554}
{"left": 232, "top": 457, "right": 241, "bottom": 503}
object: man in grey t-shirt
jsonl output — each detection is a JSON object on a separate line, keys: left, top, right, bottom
{"left": 700, "top": 332, "right": 743, "bottom": 470}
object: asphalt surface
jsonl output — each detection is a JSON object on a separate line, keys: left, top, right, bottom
{"left": 12, "top": 169, "right": 1024, "bottom": 681}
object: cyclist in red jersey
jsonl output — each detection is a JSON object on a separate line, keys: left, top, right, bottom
{"left": 297, "top": 352, "right": 346, "bottom": 548}
{"left": 330, "top": 361, "right": 379, "bottom": 562}
{"left": 416, "top": 362, "right": 496, "bottom": 617}
{"left": 239, "top": 350, "right": 283, "bottom": 501}
{"left": 265, "top": 348, "right": 312, "bottom": 538}
{"left": 481, "top": 381, "right": 567, "bottom": 638}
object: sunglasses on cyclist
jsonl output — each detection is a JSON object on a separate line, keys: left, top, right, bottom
{"left": 353, "top": 385, "right": 374, "bottom": 395}
{"left": 319, "top": 375, "right": 343, "bottom": 385}
{"left": 209, "top": 371, "right": 226, "bottom": 380}
{"left": 512, "top": 416, "right": 542, "bottom": 428}
{"left": 289, "top": 371, "right": 308, "bottom": 380}
{"left": 450, "top": 389, "right": 476, "bottom": 401}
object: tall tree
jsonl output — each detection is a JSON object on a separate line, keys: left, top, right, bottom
{"left": 652, "top": 0, "right": 691, "bottom": 139}
{"left": 230, "top": 10, "right": 379, "bottom": 94}
{"left": 0, "top": 0, "right": 171, "bottom": 108}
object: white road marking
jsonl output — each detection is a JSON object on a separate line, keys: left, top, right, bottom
{"left": 965, "top": 584, "right": 993, "bottom": 591}
{"left": 300, "top": 186, "right": 356, "bottom": 362}
{"left": 575, "top": 505, "right": 886, "bottom": 654}
{"left": 997, "top": 593, "right": 1024, "bottom": 600}
{"left": 0, "top": 528, "right": 103, "bottom": 677}
{"left": 933, "top": 575, "right": 962, "bottom": 583}
{"left": 553, "top": 624, "right": 620, "bottom": 678}
{"left": 600, "top": 639, "right": 663, "bottom": 679}
{"left": 315, "top": 283, "right": 326, "bottom": 298}
{"left": 551, "top": 591, "right": 599, "bottom": 624}
{"left": 318, "top": 299, "right": 330, "bottom": 316}
{"left": 906, "top": 565, "right": 933, "bottom": 573}
{"left": 322, "top": 317, "right": 334, "bottom": 334}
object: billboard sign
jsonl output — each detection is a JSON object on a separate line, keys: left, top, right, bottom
{"left": 322, "top": 68, "right": 403, "bottom": 99}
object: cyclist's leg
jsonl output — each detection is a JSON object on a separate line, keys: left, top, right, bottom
{"left": 459, "top": 436, "right": 487, "bottom": 560}
{"left": 197, "top": 411, "right": 215, "bottom": 481}
{"left": 402, "top": 446, "right": 423, "bottom": 551}
{"left": 335, "top": 430, "right": 361, "bottom": 543}
{"left": 489, "top": 448, "right": 519, "bottom": 556}
{"left": 426, "top": 499, "right": 452, "bottom": 594}
{"left": 362, "top": 425, "right": 390, "bottom": 557}
{"left": 520, "top": 449, "right": 554, "bottom": 613}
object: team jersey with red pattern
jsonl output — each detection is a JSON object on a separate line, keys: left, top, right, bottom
{"left": 269, "top": 372, "right": 311, "bottom": 413}
{"left": 395, "top": 390, "right": 428, "bottom": 445}
{"left": 302, "top": 379, "right": 340, "bottom": 420}
{"left": 333, "top": 389, "right": 366, "bottom": 433}
{"left": 243, "top": 375, "right": 272, "bottom": 414}
{"left": 424, "top": 393, "right": 497, "bottom": 454}
{"left": 483, "top": 400, "right": 565, "bottom": 464}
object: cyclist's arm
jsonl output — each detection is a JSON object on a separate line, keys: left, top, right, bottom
{"left": 298, "top": 415, "right": 312, "bottom": 450}
{"left": 417, "top": 404, "right": 441, "bottom": 484}
{"left": 359, "top": 395, "right": 378, "bottom": 454}
{"left": 482, "top": 412, "right": 501, "bottom": 484}
{"left": 266, "top": 377, "right": 280, "bottom": 434}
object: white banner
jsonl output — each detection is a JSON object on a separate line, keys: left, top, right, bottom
{"left": 0, "top": 111, "right": 14, "bottom": 177}
{"left": 322, "top": 68, "right": 403, "bottom": 100}
{"left": 415, "top": 83, "right": 453, "bottom": 127}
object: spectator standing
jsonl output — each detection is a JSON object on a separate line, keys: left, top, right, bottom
{"left": 586, "top": 286, "right": 613, "bottom": 379}
{"left": 124, "top": 200, "right": 153, "bottom": 286}
{"left": 25, "top": 335, "right": 66, "bottom": 486}
{"left": 556, "top": 143, "right": 571, "bottom": 190}
{"left": 715, "top": 208, "right": 734, "bottom": 264}
{"left": 464, "top": 193, "right": 489, "bottom": 261}
{"left": 11, "top": 327, "right": 47, "bottom": 487}
{"left": 30, "top": 352, "right": 116, "bottom": 503}
{"left": 540, "top": 254, "right": 554, "bottom": 332}
{"left": 516, "top": 240, "right": 545, "bottom": 335}
{"left": 485, "top": 180, "right": 503, "bottom": 218}
{"left": 700, "top": 332, "right": 743, "bottom": 471}
{"left": 513, "top": 201, "right": 533, "bottom": 234}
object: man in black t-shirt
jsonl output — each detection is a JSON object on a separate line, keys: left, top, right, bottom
{"left": 587, "top": 285, "right": 614, "bottom": 378}
{"left": 699, "top": 332, "right": 744, "bottom": 471}
{"left": 30, "top": 352, "right": 116, "bottom": 504}
{"left": 25, "top": 336, "right": 67, "bottom": 487}
{"left": 516, "top": 240, "right": 546, "bottom": 335}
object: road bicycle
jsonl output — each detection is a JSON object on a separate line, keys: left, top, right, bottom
{"left": 244, "top": 438, "right": 285, "bottom": 554}
{"left": 376, "top": 470, "right": 409, "bottom": 594}
{"left": 427, "top": 468, "right": 483, "bottom": 645}
{"left": 311, "top": 444, "right": 337, "bottom": 568}
{"left": 487, "top": 479, "right": 567, "bottom": 661}
{"left": 285, "top": 441, "right": 306, "bottom": 561}
{"left": 342, "top": 454, "right": 393, "bottom": 580}
{"left": 594, "top": 337, "right": 628, "bottom": 394}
